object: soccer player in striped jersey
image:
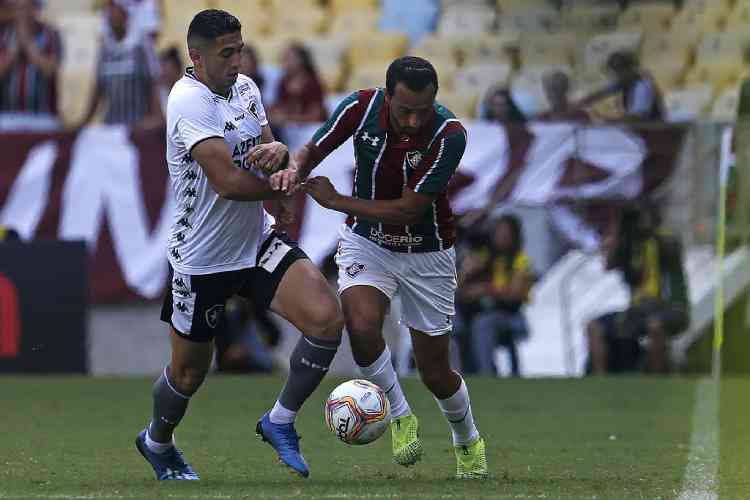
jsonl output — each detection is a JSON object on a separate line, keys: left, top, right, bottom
{"left": 299, "top": 57, "right": 488, "bottom": 479}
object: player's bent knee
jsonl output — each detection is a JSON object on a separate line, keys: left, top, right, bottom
{"left": 170, "top": 365, "right": 208, "bottom": 396}
{"left": 345, "top": 313, "right": 382, "bottom": 339}
{"left": 302, "top": 299, "right": 344, "bottom": 340}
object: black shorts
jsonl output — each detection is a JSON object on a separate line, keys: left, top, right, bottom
{"left": 160, "top": 233, "right": 308, "bottom": 343}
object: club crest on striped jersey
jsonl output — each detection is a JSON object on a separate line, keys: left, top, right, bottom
{"left": 406, "top": 151, "right": 423, "bottom": 169}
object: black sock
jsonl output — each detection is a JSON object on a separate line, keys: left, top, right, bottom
{"left": 278, "top": 335, "right": 340, "bottom": 412}
{"left": 148, "top": 366, "right": 190, "bottom": 443}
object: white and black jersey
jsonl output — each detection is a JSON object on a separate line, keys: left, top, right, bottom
{"left": 165, "top": 69, "right": 273, "bottom": 275}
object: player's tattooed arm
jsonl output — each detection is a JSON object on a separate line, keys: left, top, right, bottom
{"left": 302, "top": 176, "right": 433, "bottom": 225}
{"left": 191, "top": 137, "right": 287, "bottom": 201}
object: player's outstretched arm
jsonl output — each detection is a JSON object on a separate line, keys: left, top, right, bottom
{"left": 191, "top": 137, "right": 288, "bottom": 201}
{"left": 303, "top": 177, "right": 433, "bottom": 225}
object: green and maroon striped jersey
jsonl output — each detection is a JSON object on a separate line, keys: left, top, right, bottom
{"left": 310, "top": 88, "right": 467, "bottom": 253}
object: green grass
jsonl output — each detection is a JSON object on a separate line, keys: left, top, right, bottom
{"left": 0, "top": 375, "right": 744, "bottom": 499}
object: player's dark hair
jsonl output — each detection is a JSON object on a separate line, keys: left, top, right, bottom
{"left": 494, "top": 214, "right": 523, "bottom": 259}
{"left": 385, "top": 56, "right": 438, "bottom": 96}
{"left": 187, "top": 9, "right": 241, "bottom": 49}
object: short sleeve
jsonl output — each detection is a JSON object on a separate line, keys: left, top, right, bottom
{"left": 311, "top": 91, "right": 363, "bottom": 156}
{"left": 173, "top": 93, "right": 224, "bottom": 152}
{"left": 408, "top": 127, "right": 467, "bottom": 194}
{"left": 252, "top": 80, "right": 268, "bottom": 126}
{"left": 627, "top": 79, "right": 656, "bottom": 117}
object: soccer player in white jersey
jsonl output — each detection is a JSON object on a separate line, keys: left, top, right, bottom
{"left": 134, "top": 9, "right": 342, "bottom": 480}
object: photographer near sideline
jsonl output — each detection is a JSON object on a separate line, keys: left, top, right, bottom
{"left": 586, "top": 203, "right": 690, "bottom": 375}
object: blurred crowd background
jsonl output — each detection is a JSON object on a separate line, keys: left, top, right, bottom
{"left": 1, "top": 0, "right": 749, "bottom": 379}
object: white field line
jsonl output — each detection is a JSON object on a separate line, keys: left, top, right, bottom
{"left": 0, "top": 494, "right": 545, "bottom": 500}
{"left": 678, "top": 378, "right": 720, "bottom": 500}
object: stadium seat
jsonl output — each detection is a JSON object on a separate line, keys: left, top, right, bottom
{"left": 695, "top": 33, "right": 749, "bottom": 65}
{"left": 684, "top": 61, "right": 746, "bottom": 92}
{"left": 253, "top": 36, "right": 295, "bottom": 66}
{"left": 581, "top": 31, "right": 642, "bottom": 71}
{"left": 437, "top": 5, "right": 496, "bottom": 35}
{"left": 461, "top": 33, "right": 519, "bottom": 65}
{"left": 669, "top": 5, "right": 726, "bottom": 37}
{"left": 345, "top": 64, "right": 386, "bottom": 92}
{"left": 562, "top": 5, "right": 620, "bottom": 33}
{"left": 711, "top": 86, "right": 741, "bottom": 121}
{"left": 453, "top": 62, "right": 513, "bottom": 98}
{"left": 497, "top": 6, "right": 561, "bottom": 34}
{"left": 640, "top": 33, "right": 696, "bottom": 70}
{"left": 663, "top": 84, "right": 715, "bottom": 122}
{"left": 379, "top": 0, "right": 439, "bottom": 46}
{"left": 329, "top": 0, "right": 379, "bottom": 16}
{"left": 270, "top": 5, "right": 327, "bottom": 37}
{"left": 645, "top": 60, "right": 688, "bottom": 92}
{"left": 436, "top": 90, "right": 478, "bottom": 119}
{"left": 328, "top": 9, "right": 380, "bottom": 37}
{"left": 725, "top": 2, "right": 750, "bottom": 33}
{"left": 496, "top": 0, "right": 552, "bottom": 11}
{"left": 681, "top": 0, "right": 732, "bottom": 12}
{"left": 519, "top": 33, "right": 578, "bottom": 66}
{"left": 348, "top": 32, "right": 409, "bottom": 67}
{"left": 617, "top": 3, "right": 676, "bottom": 32}
{"left": 162, "top": 0, "right": 209, "bottom": 20}
{"left": 411, "top": 35, "right": 463, "bottom": 66}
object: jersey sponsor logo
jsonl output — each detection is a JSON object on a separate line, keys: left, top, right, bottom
{"left": 368, "top": 228, "right": 424, "bottom": 247}
{"left": 361, "top": 131, "right": 381, "bottom": 147}
{"left": 224, "top": 121, "right": 237, "bottom": 133}
{"left": 205, "top": 304, "right": 224, "bottom": 329}
{"left": 248, "top": 101, "right": 260, "bottom": 121}
{"left": 238, "top": 83, "right": 250, "bottom": 95}
{"left": 232, "top": 136, "right": 261, "bottom": 170}
{"left": 345, "top": 262, "right": 366, "bottom": 278}
{"left": 406, "top": 151, "right": 423, "bottom": 168}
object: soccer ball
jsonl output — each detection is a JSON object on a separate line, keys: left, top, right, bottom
{"left": 324, "top": 379, "right": 391, "bottom": 445}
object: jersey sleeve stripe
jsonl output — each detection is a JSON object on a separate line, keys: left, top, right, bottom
{"left": 314, "top": 100, "right": 358, "bottom": 147}
{"left": 427, "top": 118, "right": 461, "bottom": 150}
{"left": 414, "top": 138, "right": 445, "bottom": 192}
{"left": 354, "top": 89, "right": 381, "bottom": 137}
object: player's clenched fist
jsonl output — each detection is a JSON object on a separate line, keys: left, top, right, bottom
{"left": 301, "top": 176, "right": 339, "bottom": 209}
{"left": 269, "top": 167, "right": 300, "bottom": 195}
{"left": 247, "top": 141, "right": 289, "bottom": 174}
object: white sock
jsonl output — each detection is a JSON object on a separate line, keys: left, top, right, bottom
{"left": 269, "top": 400, "right": 297, "bottom": 425}
{"left": 435, "top": 378, "right": 480, "bottom": 446}
{"left": 359, "top": 346, "right": 411, "bottom": 419}
{"left": 145, "top": 425, "right": 175, "bottom": 454}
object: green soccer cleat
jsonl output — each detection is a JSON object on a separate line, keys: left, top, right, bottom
{"left": 390, "top": 414, "right": 423, "bottom": 467}
{"left": 455, "top": 436, "right": 488, "bottom": 479}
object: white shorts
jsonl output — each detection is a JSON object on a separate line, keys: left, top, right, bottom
{"left": 335, "top": 225, "right": 457, "bottom": 335}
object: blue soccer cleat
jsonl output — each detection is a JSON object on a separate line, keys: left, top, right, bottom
{"left": 135, "top": 429, "right": 200, "bottom": 481}
{"left": 256, "top": 412, "right": 310, "bottom": 478}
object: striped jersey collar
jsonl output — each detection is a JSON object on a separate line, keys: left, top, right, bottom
{"left": 185, "top": 67, "right": 233, "bottom": 101}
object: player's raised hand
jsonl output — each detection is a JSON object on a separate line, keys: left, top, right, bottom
{"left": 269, "top": 167, "right": 300, "bottom": 195}
{"left": 247, "top": 141, "right": 288, "bottom": 174}
{"left": 301, "top": 176, "right": 339, "bottom": 209}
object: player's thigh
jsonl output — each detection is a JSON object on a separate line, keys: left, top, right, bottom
{"left": 340, "top": 285, "right": 391, "bottom": 335}
{"left": 269, "top": 258, "right": 343, "bottom": 339}
{"left": 398, "top": 249, "right": 457, "bottom": 335}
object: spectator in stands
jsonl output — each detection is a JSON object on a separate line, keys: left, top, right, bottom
{"left": 239, "top": 44, "right": 265, "bottom": 94}
{"left": 79, "top": 0, "right": 162, "bottom": 130}
{"left": 536, "top": 71, "right": 589, "bottom": 122}
{"left": 158, "top": 46, "right": 181, "bottom": 114}
{"left": 0, "top": 0, "right": 62, "bottom": 131}
{"left": 0, "top": 224, "right": 20, "bottom": 242}
{"left": 269, "top": 43, "right": 327, "bottom": 127}
{"left": 457, "top": 214, "right": 534, "bottom": 376}
{"left": 586, "top": 203, "right": 689, "bottom": 375}
{"left": 479, "top": 86, "right": 525, "bottom": 123}
{"left": 575, "top": 51, "right": 664, "bottom": 122}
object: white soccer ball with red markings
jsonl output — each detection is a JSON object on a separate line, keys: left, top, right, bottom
{"left": 324, "top": 379, "right": 391, "bottom": 445}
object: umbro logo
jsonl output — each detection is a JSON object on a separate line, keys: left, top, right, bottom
{"left": 361, "top": 131, "right": 381, "bottom": 147}
{"left": 224, "top": 121, "right": 236, "bottom": 132}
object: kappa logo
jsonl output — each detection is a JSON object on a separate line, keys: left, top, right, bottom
{"left": 205, "top": 304, "right": 225, "bottom": 329}
{"left": 345, "top": 262, "right": 366, "bottom": 278}
{"left": 224, "top": 121, "right": 236, "bottom": 132}
{"left": 248, "top": 101, "right": 260, "bottom": 121}
{"left": 361, "top": 131, "right": 381, "bottom": 147}
{"left": 406, "top": 151, "right": 423, "bottom": 168}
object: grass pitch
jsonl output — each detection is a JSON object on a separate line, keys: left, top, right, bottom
{"left": 0, "top": 375, "right": 746, "bottom": 499}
